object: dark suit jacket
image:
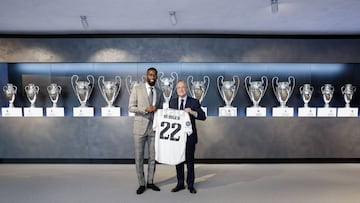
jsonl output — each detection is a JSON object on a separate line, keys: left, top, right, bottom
{"left": 169, "top": 96, "right": 206, "bottom": 144}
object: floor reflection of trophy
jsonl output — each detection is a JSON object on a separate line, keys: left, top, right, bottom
{"left": 341, "top": 84, "right": 356, "bottom": 108}
{"left": 217, "top": 75, "right": 240, "bottom": 117}
{"left": 3, "top": 83, "right": 17, "bottom": 108}
{"left": 187, "top": 75, "right": 210, "bottom": 114}
{"left": 47, "top": 83, "right": 62, "bottom": 108}
{"left": 25, "top": 84, "right": 40, "bottom": 108}
{"left": 71, "top": 75, "right": 94, "bottom": 107}
{"left": 98, "top": 76, "right": 121, "bottom": 107}
{"left": 159, "top": 72, "right": 178, "bottom": 109}
{"left": 245, "top": 76, "right": 268, "bottom": 108}
{"left": 321, "top": 84, "right": 334, "bottom": 108}
{"left": 299, "top": 84, "right": 313, "bottom": 108}
{"left": 272, "top": 76, "right": 295, "bottom": 108}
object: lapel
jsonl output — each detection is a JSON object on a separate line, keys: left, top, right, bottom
{"left": 140, "top": 83, "right": 150, "bottom": 106}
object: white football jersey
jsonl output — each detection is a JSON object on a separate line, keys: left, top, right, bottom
{"left": 153, "top": 109, "right": 193, "bottom": 165}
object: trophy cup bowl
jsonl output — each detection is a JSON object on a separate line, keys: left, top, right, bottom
{"left": 47, "top": 83, "right": 62, "bottom": 108}
{"left": 125, "top": 75, "right": 144, "bottom": 95}
{"left": 98, "top": 75, "right": 121, "bottom": 107}
{"left": 321, "top": 84, "right": 334, "bottom": 108}
{"left": 341, "top": 84, "right": 356, "bottom": 108}
{"left": 187, "top": 75, "right": 210, "bottom": 104}
{"left": 71, "top": 75, "right": 94, "bottom": 107}
{"left": 159, "top": 72, "right": 178, "bottom": 106}
{"left": 272, "top": 76, "right": 295, "bottom": 108}
{"left": 217, "top": 75, "right": 240, "bottom": 107}
{"left": 3, "top": 83, "right": 17, "bottom": 108}
{"left": 25, "top": 83, "right": 39, "bottom": 108}
{"left": 299, "top": 83, "right": 314, "bottom": 108}
{"left": 245, "top": 76, "right": 268, "bottom": 107}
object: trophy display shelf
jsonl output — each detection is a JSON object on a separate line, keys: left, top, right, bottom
{"left": 101, "top": 107, "right": 121, "bottom": 117}
{"left": 298, "top": 107, "right": 317, "bottom": 117}
{"left": 218, "top": 107, "right": 237, "bottom": 117}
{"left": 23, "top": 107, "right": 43, "bottom": 117}
{"left": 246, "top": 107, "right": 266, "bottom": 117}
{"left": 73, "top": 107, "right": 94, "bottom": 117}
{"left": 337, "top": 107, "right": 358, "bottom": 117}
{"left": 1, "top": 107, "right": 22, "bottom": 117}
{"left": 46, "top": 107, "right": 64, "bottom": 117}
{"left": 272, "top": 107, "right": 294, "bottom": 117}
{"left": 317, "top": 107, "right": 337, "bottom": 117}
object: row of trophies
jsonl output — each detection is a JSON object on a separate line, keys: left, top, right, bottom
{"left": 1, "top": 73, "right": 358, "bottom": 117}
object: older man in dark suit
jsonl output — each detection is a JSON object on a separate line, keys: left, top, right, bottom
{"left": 169, "top": 80, "right": 206, "bottom": 194}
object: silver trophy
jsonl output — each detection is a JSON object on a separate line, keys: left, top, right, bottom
{"left": 217, "top": 75, "right": 240, "bottom": 107}
{"left": 272, "top": 76, "right": 295, "bottom": 108}
{"left": 25, "top": 84, "right": 40, "bottom": 108}
{"left": 321, "top": 84, "right": 334, "bottom": 108}
{"left": 3, "top": 83, "right": 17, "bottom": 108}
{"left": 98, "top": 76, "right": 121, "bottom": 107}
{"left": 299, "top": 84, "right": 314, "bottom": 108}
{"left": 159, "top": 72, "right": 178, "bottom": 107}
{"left": 71, "top": 75, "right": 95, "bottom": 107}
{"left": 47, "top": 83, "right": 62, "bottom": 108}
{"left": 187, "top": 75, "right": 210, "bottom": 104}
{"left": 244, "top": 76, "right": 268, "bottom": 107}
{"left": 341, "top": 84, "right": 356, "bottom": 108}
{"left": 125, "top": 75, "right": 145, "bottom": 95}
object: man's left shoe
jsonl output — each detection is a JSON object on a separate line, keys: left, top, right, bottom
{"left": 147, "top": 183, "right": 161, "bottom": 191}
{"left": 188, "top": 187, "right": 197, "bottom": 194}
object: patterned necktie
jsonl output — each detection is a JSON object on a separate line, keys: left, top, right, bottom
{"left": 180, "top": 99, "right": 184, "bottom": 110}
{"left": 149, "top": 87, "right": 154, "bottom": 105}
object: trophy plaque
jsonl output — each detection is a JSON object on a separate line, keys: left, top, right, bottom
{"left": 46, "top": 83, "right": 64, "bottom": 117}
{"left": 99, "top": 75, "right": 121, "bottom": 117}
{"left": 126, "top": 75, "right": 145, "bottom": 116}
{"left": 272, "top": 76, "right": 295, "bottom": 117}
{"left": 217, "top": 75, "right": 240, "bottom": 117}
{"left": 159, "top": 72, "right": 178, "bottom": 109}
{"left": 317, "top": 84, "right": 336, "bottom": 117}
{"left": 244, "top": 76, "right": 268, "bottom": 117}
{"left": 24, "top": 83, "right": 43, "bottom": 117}
{"left": 187, "top": 75, "right": 210, "bottom": 116}
{"left": 298, "top": 83, "right": 316, "bottom": 117}
{"left": 2, "top": 83, "right": 22, "bottom": 117}
{"left": 71, "top": 75, "right": 94, "bottom": 117}
{"left": 338, "top": 84, "right": 358, "bottom": 117}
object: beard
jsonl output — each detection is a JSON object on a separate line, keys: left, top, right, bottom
{"left": 148, "top": 79, "right": 156, "bottom": 86}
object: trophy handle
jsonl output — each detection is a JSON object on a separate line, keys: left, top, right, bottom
{"left": 158, "top": 72, "right": 164, "bottom": 81}
{"left": 57, "top": 85, "right": 62, "bottom": 94}
{"left": 125, "top": 75, "right": 132, "bottom": 95}
{"left": 87, "top": 75, "right": 95, "bottom": 100}
{"left": 299, "top": 86, "right": 303, "bottom": 94}
{"left": 341, "top": 86, "right": 345, "bottom": 94}
{"left": 272, "top": 76, "right": 279, "bottom": 97}
{"left": 232, "top": 75, "right": 240, "bottom": 102}
{"left": 261, "top": 76, "right": 268, "bottom": 97}
{"left": 244, "top": 76, "right": 251, "bottom": 98}
{"left": 71, "top": 75, "right": 79, "bottom": 96}
{"left": 171, "top": 72, "right": 179, "bottom": 85}
{"left": 115, "top": 75, "right": 122, "bottom": 98}
{"left": 353, "top": 86, "right": 357, "bottom": 92}
{"left": 288, "top": 76, "right": 296, "bottom": 97}
{"left": 203, "top": 75, "right": 210, "bottom": 101}
{"left": 217, "top": 75, "right": 224, "bottom": 100}
{"left": 2, "top": 85, "right": 6, "bottom": 92}
{"left": 35, "top": 85, "right": 40, "bottom": 93}
{"left": 98, "top": 75, "right": 105, "bottom": 99}
{"left": 187, "top": 75, "right": 194, "bottom": 97}
{"left": 310, "top": 85, "right": 314, "bottom": 92}
{"left": 321, "top": 85, "right": 325, "bottom": 93}
{"left": 13, "top": 85, "right": 17, "bottom": 94}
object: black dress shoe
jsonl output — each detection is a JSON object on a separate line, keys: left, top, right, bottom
{"left": 188, "top": 187, "right": 197, "bottom": 194}
{"left": 171, "top": 185, "right": 185, "bottom": 192}
{"left": 136, "top": 186, "right": 146, "bottom": 194}
{"left": 147, "top": 183, "right": 161, "bottom": 191}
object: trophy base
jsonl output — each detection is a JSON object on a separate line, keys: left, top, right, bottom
{"left": 46, "top": 107, "right": 64, "bottom": 117}
{"left": 201, "top": 106, "right": 208, "bottom": 117}
{"left": 218, "top": 107, "right": 237, "bottom": 117}
{"left": 101, "top": 107, "right": 121, "bottom": 117}
{"left": 298, "top": 107, "right": 317, "bottom": 117}
{"left": 128, "top": 111, "right": 135, "bottom": 117}
{"left": 24, "top": 107, "right": 43, "bottom": 117}
{"left": 272, "top": 107, "right": 294, "bottom": 117}
{"left": 246, "top": 107, "right": 266, "bottom": 117}
{"left": 317, "top": 107, "right": 337, "bottom": 117}
{"left": 73, "top": 107, "right": 94, "bottom": 117}
{"left": 337, "top": 107, "right": 358, "bottom": 117}
{"left": 1, "top": 107, "right": 22, "bottom": 117}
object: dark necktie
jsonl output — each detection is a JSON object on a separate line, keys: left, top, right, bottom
{"left": 180, "top": 99, "right": 184, "bottom": 110}
{"left": 149, "top": 87, "right": 154, "bottom": 105}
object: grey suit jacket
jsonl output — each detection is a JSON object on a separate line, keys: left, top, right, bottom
{"left": 128, "top": 83, "right": 163, "bottom": 135}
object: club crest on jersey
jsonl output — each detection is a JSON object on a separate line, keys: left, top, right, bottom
{"left": 186, "top": 121, "right": 191, "bottom": 126}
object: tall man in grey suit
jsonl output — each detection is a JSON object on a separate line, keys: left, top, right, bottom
{"left": 129, "top": 67, "right": 164, "bottom": 195}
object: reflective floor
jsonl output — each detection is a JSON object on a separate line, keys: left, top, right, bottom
{"left": 0, "top": 164, "right": 359, "bottom": 203}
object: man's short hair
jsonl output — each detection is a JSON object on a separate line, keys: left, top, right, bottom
{"left": 147, "top": 67, "right": 158, "bottom": 75}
